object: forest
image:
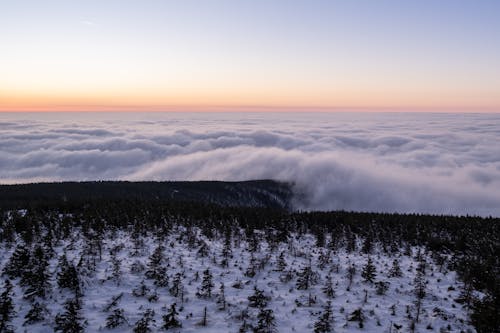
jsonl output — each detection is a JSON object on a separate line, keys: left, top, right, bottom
{"left": 0, "top": 181, "right": 498, "bottom": 332}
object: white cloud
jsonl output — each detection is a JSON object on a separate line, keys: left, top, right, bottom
{"left": 0, "top": 112, "right": 499, "bottom": 216}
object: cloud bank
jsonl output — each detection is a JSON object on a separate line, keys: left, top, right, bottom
{"left": 1, "top": 112, "right": 499, "bottom": 216}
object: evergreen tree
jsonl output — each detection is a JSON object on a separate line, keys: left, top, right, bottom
{"left": 388, "top": 259, "right": 403, "bottom": 278}
{"left": 24, "top": 302, "right": 49, "bottom": 326}
{"left": 361, "top": 235, "right": 373, "bottom": 254}
{"left": 2, "top": 244, "right": 30, "bottom": 279}
{"left": 322, "top": 275, "right": 335, "bottom": 298}
{"left": 169, "top": 272, "right": 184, "bottom": 298}
{"left": 413, "top": 260, "right": 427, "bottom": 324}
{"left": 275, "top": 252, "right": 287, "bottom": 272}
{"left": 109, "top": 252, "right": 122, "bottom": 285}
{"left": 361, "top": 257, "right": 376, "bottom": 283}
{"left": 346, "top": 263, "right": 356, "bottom": 291}
{"left": 314, "top": 301, "right": 333, "bottom": 333}
{"left": 105, "top": 308, "right": 128, "bottom": 329}
{"left": 196, "top": 269, "right": 214, "bottom": 299}
{"left": 133, "top": 309, "right": 155, "bottom": 333}
{"left": 348, "top": 308, "right": 365, "bottom": 329}
{"left": 0, "top": 280, "right": 15, "bottom": 333}
{"left": 54, "top": 298, "right": 84, "bottom": 333}
{"left": 254, "top": 308, "right": 276, "bottom": 333}
{"left": 162, "top": 303, "right": 181, "bottom": 330}
{"left": 57, "top": 255, "right": 81, "bottom": 297}
{"left": 216, "top": 283, "right": 226, "bottom": 310}
{"left": 22, "top": 245, "right": 51, "bottom": 300}
{"left": 145, "top": 245, "right": 168, "bottom": 287}
{"left": 317, "top": 251, "right": 330, "bottom": 270}
{"left": 296, "top": 261, "right": 317, "bottom": 290}
{"left": 248, "top": 287, "right": 268, "bottom": 308}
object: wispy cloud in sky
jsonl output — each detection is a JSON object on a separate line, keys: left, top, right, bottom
{"left": 1, "top": 112, "right": 499, "bottom": 216}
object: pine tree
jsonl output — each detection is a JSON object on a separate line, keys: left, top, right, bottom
{"left": 322, "top": 275, "right": 335, "bottom": 298}
{"left": 216, "top": 283, "right": 226, "bottom": 310}
{"left": 2, "top": 244, "right": 30, "bottom": 279}
{"left": 296, "top": 261, "right": 317, "bottom": 290}
{"left": 248, "top": 287, "right": 268, "bottom": 308}
{"left": 413, "top": 259, "right": 427, "bottom": 324}
{"left": 22, "top": 245, "right": 51, "bottom": 300}
{"left": 361, "top": 257, "right": 376, "bottom": 283}
{"left": 275, "top": 252, "right": 287, "bottom": 272}
{"left": 24, "top": 302, "right": 49, "bottom": 325}
{"left": 348, "top": 308, "right": 365, "bottom": 329}
{"left": 169, "top": 272, "right": 183, "bottom": 298}
{"left": 346, "top": 263, "right": 356, "bottom": 291}
{"left": 54, "top": 298, "right": 84, "bottom": 333}
{"left": 361, "top": 234, "right": 373, "bottom": 254}
{"left": 318, "top": 251, "right": 330, "bottom": 270}
{"left": 133, "top": 309, "right": 155, "bottom": 333}
{"left": 162, "top": 303, "right": 181, "bottom": 330}
{"left": 145, "top": 245, "right": 168, "bottom": 287}
{"left": 196, "top": 269, "right": 214, "bottom": 299}
{"left": 314, "top": 301, "right": 333, "bottom": 333}
{"left": 57, "top": 255, "right": 81, "bottom": 297}
{"left": 254, "top": 308, "right": 276, "bottom": 333}
{"left": 109, "top": 252, "right": 121, "bottom": 285}
{"left": 389, "top": 259, "right": 402, "bottom": 278}
{"left": 106, "top": 308, "right": 128, "bottom": 329}
{"left": 0, "top": 280, "right": 15, "bottom": 333}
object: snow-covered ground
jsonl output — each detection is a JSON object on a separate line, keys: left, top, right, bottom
{"left": 1, "top": 227, "right": 474, "bottom": 333}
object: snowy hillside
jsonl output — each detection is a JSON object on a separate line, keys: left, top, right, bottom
{"left": 0, "top": 221, "right": 479, "bottom": 333}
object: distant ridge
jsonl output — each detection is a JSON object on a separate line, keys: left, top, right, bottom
{"left": 0, "top": 180, "right": 292, "bottom": 210}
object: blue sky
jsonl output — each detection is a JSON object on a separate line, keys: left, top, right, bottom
{"left": 1, "top": 0, "right": 499, "bottom": 111}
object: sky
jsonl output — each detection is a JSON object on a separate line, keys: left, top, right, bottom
{"left": 1, "top": 0, "right": 500, "bottom": 112}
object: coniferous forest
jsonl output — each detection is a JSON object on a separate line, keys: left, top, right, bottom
{"left": 0, "top": 181, "right": 498, "bottom": 333}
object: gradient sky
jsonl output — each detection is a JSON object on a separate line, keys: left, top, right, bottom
{"left": 1, "top": 0, "right": 500, "bottom": 112}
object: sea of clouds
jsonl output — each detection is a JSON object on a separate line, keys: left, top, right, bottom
{"left": 1, "top": 112, "right": 499, "bottom": 216}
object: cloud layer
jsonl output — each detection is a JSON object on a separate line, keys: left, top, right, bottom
{"left": 1, "top": 112, "right": 499, "bottom": 216}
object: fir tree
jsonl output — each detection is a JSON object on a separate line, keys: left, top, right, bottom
{"left": 275, "top": 252, "right": 287, "bottom": 272}
{"left": 0, "top": 280, "right": 15, "bottom": 333}
{"left": 2, "top": 244, "right": 30, "bottom": 279}
{"left": 23, "top": 245, "right": 51, "bottom": 300}
{"left": 322, "top": 275, "right": 335, "bottom": 298}
{"left": 162, "top": 303, "right": 181, "bottom": 330}
{"left": 296, "top": 261, "right": 317, "bottom": 290}
{"left": 24, "top": 302, "right": 49, "bottom": 326}
{"left": 133, "top": 309, "right": 155, "bottom": 333}
{"left": 216, "top": 283, "right": 226, "bottom": 310}
{"left": 105, "top": 308, "right": 128, "bottom": 329}
{"left": 389, "top": 259, "right": 403, "bottom": 278}
{"left": 346, "top": 263, "right": 356, "bottom": 291}
{"left": 57, "top": 255, "right": 81, "bottom": 297}
{"left": 348, "top": 308, "right": 365, "bottom": 329}
{"left": 54, "top": 298, "right": 84, "bottom": 333}
{"left": 314, "top": 301, "right": 333, "bottom": 333}
{"left": 248, "top": 287, "right": 268, "bottom": 308}
{"left": 196, "top": 269, "right": 214, "bottom": 299}
{"left": 317, "top": 251, "right": 330, "bottom": 270}
{"left": 169, "top": 272, "right": 184, "bottom": 298}
{"left": 361, "top": 257, "right": 376, "bottom": 283}
{"left": 254, "top": 308, "right": 276, "bottom": 333}
{"left": 145, "top": 245, "right": 168, "bottom": 287}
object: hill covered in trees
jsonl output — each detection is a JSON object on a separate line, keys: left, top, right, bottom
{"left": 0, "top": 181, "right": 498, "bottom": 332}
{"left": 0, "top": 180, "right": 292, "bottom": 210}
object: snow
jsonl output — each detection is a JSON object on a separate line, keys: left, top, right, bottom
{"left": 1, "top": 227, "right": 474, "bottom": 332}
